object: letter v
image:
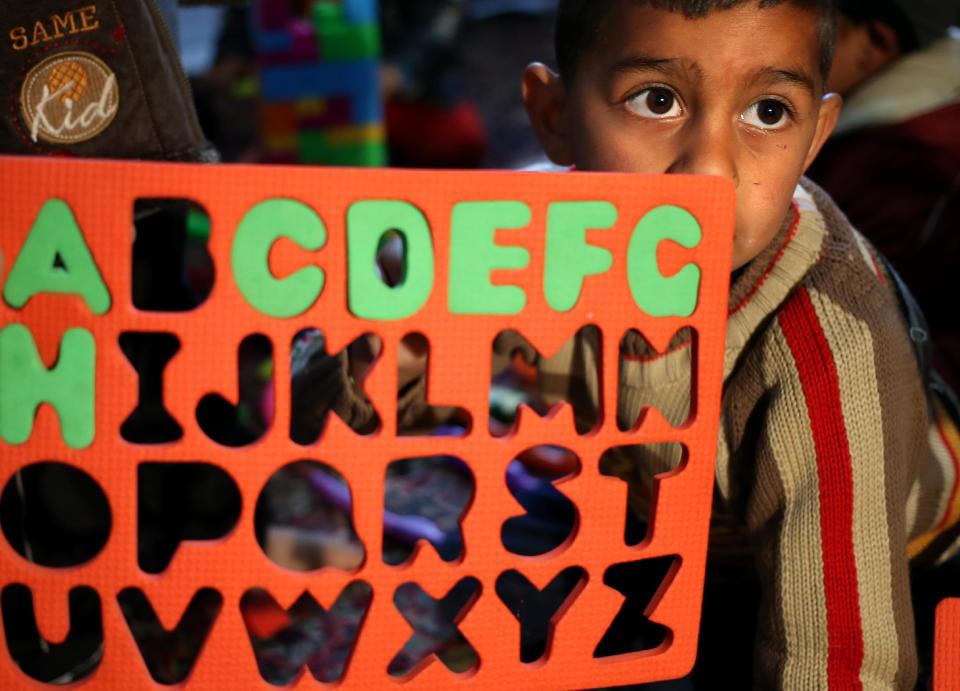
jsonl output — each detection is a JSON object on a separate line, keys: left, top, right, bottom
{"left": 117, "top": 588, "right": 223, "bottom": 685}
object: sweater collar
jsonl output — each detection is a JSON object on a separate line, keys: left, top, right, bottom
{"left": 722, "top": 181, "right": 826, "bottom": 377}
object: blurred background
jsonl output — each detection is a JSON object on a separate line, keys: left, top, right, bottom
{"left": 160, "top": 0, "right": 558, "bottom": 169}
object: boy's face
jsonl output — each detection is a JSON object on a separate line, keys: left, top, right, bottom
{"left": 525, "top": 2, "right": 841, "bottom": 269}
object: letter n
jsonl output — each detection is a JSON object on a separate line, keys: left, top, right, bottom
{"left": 0, "top": 325, "right": 95, "bottom": 449}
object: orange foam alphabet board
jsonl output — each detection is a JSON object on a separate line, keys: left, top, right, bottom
{"left": 0, "top": 156, "right": 734, "bottom": 688}
{"left": 936, "top": 599, "right": 960, "bottom": 691}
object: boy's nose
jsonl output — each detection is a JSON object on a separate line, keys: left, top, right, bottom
{"left": 666, "top": 122, "right": 739, "bottom": 186}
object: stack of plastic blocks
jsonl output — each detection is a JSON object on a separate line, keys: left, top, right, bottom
{"left": 256, "top": 0, "right": 387, "bottom": 166}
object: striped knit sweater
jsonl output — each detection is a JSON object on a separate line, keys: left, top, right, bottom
{"left": 523, "top": 178, "right": 960, "bottom": 689}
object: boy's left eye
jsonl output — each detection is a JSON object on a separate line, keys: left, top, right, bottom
{"left": 740, "top": 99, "right": 791, "bottom": 130}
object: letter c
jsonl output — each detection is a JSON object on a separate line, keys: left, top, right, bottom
{"left": 232, "top": 199, "right": 326, "bottom": 318}
{"left": 627, "top": 205, "right": 702, "bottom": 318}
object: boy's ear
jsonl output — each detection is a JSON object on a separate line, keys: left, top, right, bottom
{"left": 802, "top": 92, "right": 842, "bottom": 172}
{"left": 522, "top": 63, "right": 575, "bottom": 167}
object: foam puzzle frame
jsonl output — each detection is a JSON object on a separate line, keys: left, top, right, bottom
{"left": 0, "top": 156, "right": 736, "bottom": 688}
{"left": 937, "top": 599, "right": 960, "bottom": 690}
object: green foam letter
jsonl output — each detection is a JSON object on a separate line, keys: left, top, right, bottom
{"left": 3, "top": 199, "right": 110, "bottom": 314}
{"left": 0, "top": 325, "right": 95, "bottom": 449}
{"left": 232, "top": 199, "right": 326, "bottom": 318}
{"left": 449, "top": 201, "right": 531, "bottom": 315}
{"left": 627, "top": 205, "right": 702, "bottom": 317}
{"left": 347, "top": 201, "right": 435, "bottom": 320}
{"left": 544, "top": 201, "right": 616, "bottom": 312}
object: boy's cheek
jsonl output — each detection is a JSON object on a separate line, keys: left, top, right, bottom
{"left": 731, "top": 184, "right": 797, "bottom": 267}
{"left": 571, "top": 109, "right": 676, "bottom": 174}
{"left": 579, "top": 135, "right": 673, "bottom": 175}
{"left": 742, "top": 162, "right": 801, "bottom": 213}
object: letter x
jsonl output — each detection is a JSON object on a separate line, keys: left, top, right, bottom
{"left": 388, "top": 578, "right": 481, "bottom": 679}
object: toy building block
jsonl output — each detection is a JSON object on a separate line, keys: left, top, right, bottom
{"left": 325, "top": 123, "right": 384, "bottom": 146}
{"left": 297, "top": 97, "right": 354, "bottom": 130}
{"left": 299, "top": 131, "right": 386, "bottom": 166}
{"left": 260, "top": 102, "right": 298, "bottom": 133}
{"left": 290, "top": 19, "right": 320, "bottom": 60}
{"left": 295, "top": 98, "right": 328, "bottom": 118}
{"left": 260, "top": 60, "right": 380, "bottom": 105}
{"left": 341, "top": 0, "right": 378, "bottom": 24}
{"left": 345, "top": 81, "right": 381, "bottom": 125}
{"left": 256, "top": 29, "right": 293, "bottom": 55}
{"left": 312, "top": 1, "right": 380, "bottom": 61}
{"left": 256, "top": 19, "right": 318, "bottom": 65}
{"left": 255, "top": 0, "right": 386, "bottom": 166}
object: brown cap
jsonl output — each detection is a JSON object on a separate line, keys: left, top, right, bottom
{"left": 1, "top": 0, "right": 217, "bottom": 161}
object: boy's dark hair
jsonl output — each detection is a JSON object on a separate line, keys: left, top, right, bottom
{"left": 555, "top": 0, "right": 838, "bottom": 82}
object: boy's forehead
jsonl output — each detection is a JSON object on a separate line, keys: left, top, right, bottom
{"left": 587, "top": 2, "right": 823, "bottom": 87}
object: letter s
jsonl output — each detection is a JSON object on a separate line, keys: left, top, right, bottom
{"left": 10, "top": 27, "right": 28, "bottom": 50}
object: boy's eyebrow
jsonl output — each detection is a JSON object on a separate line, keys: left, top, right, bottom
{"left": 609, "top": 55, "right": 817, "bottom": 96}
{"left": 611, "top": 54, "right": 702, "bottom": 78}
{"left": 752, "top": 67, "right": 817, "bottom": 95}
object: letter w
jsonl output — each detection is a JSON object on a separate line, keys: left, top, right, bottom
{"left": 240, "top": 583, "right": 372, "bottom": 685}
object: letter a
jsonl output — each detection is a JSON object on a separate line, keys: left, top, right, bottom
{"left": 4, "top": 199, "right": 111, "bottom": 314}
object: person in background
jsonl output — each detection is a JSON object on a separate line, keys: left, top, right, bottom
{"left": 807, "top": 0, "right": 960, "bottom": 393}
{"left": 380, "top": 0, "right": 487, "bottom": 168}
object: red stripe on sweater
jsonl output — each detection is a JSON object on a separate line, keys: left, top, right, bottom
{"left": 778, "top": 288, "right": 864, "bottom": 690}
{"left": 934, "top": 413, "right": 960, "bottom": 532}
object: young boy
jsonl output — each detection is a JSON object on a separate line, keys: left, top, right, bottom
{"left": 520, "top": 1, "right": 959, "bottom": 688}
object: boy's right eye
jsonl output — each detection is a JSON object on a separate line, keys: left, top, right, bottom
{"left": 626, "top": 87, "right": 682, "bottom": 119}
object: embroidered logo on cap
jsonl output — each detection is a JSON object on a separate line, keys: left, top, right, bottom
{"left": 19, "top": 51, "right": 119, "bottom": 145}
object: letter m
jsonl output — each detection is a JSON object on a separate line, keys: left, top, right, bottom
{"left": 51, "top": 13, "right": 77, "bottom": 35}
{"left": 491, "top": 325, "right": 601, "bottom": 435}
